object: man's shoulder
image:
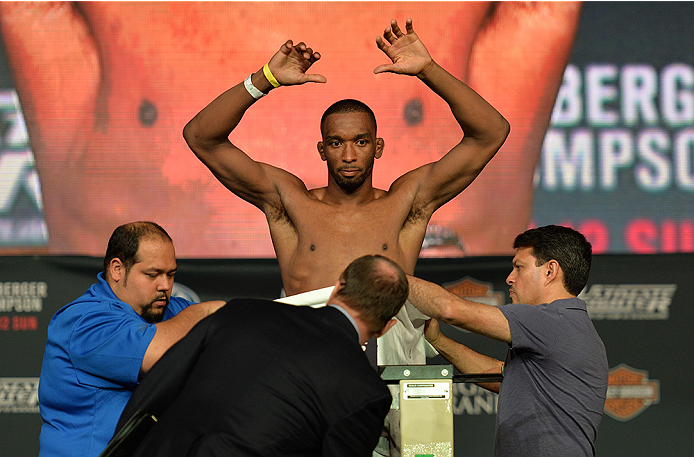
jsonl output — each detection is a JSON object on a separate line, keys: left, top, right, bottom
{"left": 551, "top": 296, "right": 587, "bottom": 312}
{"left": 261, "top": 183, "right": 328, "bottom": 225}
{"left": 499, "top": 301, "right": 557, "bottom": 322}
{"left": 48, "top": 295, "right": 137, "bottom": 339}
{"left": 54, "top": 285, "right": 118, "bottom": 318}
{"left": 164, "top": 296, "right": 194, "bottom": 317}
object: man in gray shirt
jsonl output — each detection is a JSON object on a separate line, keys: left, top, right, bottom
{"left": 407, "top": 225, "right": 608, "bottom": 456}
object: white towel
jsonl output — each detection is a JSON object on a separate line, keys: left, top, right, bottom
{"left": 274, "top": 286, "right": 334, "bottom": 308}
{"left": 275, "top": 287, "right": 437, "bottom": 365}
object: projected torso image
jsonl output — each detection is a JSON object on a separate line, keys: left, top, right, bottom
{"left": 0, "top": 2, "right": 581, "bottom": 258}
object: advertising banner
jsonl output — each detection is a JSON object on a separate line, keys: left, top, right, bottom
{"left": 1, "top": 253, "right": 692, "bottom": 456}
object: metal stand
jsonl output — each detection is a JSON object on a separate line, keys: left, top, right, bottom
{"left": 380, "top": 365, "right": 503, "bottom": 457}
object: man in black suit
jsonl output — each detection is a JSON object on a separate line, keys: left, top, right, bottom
{"left": 107, "top": 254, "right": 408, "bottom": 457}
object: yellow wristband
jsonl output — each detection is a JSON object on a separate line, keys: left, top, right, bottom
{"left": 263, "top": 63, "right": 281, "bottom": 88}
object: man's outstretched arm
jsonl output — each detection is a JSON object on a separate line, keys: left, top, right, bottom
{"left": 142, "top": 300, "right": 225, "bottom": 374}
{"left": 407, "top": 274, "right": 511, "bottom": 344}
{"left": 424, "top": 319, "right": 503, "bottom": 393}
{"left": 183, "top": 41, "right": 326, "bottom": 209}
{"left": 409, "top": 273, "right": 508, "bottom": 393}
{"left": 375, "top": 19, "right": 510, "bottom": 211}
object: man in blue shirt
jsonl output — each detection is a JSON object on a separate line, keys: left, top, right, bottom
{"left": 38, "top": 221, "right": 225, "bottom": 457}
{"left": 407, "top": 225, "right": 608, "bottom": 456}
{"left": 106, "top": 254, "right": 408, "bottom": 457}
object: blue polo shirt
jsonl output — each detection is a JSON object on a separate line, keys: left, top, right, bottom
{"left": 38, "top": 272, "right": 191, "bottom": 457}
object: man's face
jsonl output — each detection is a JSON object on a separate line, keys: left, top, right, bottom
{"left": 318, "top": 112, "right": 383, "bottom": 192}
{"left": 112, "top": 237, "right": 177, "bottom": 323}
{"left": 506, "top": 247, "right": 545, "bottom": 305}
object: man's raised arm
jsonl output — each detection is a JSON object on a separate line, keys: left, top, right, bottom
{"left": 183, "top": 41, "right": 326, "bottom": 209}
{"left": 375, "top": 19, "right": 510, "bottom": 211}
{"left": 406, "top": 274, "right": 511, "bottom": 344}
{"left": 407, "top": 274, "right": 508, "bottom": 393}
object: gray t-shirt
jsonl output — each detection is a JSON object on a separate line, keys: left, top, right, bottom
{"left": 496, "top": 297, "right": 608, "bottom": 456}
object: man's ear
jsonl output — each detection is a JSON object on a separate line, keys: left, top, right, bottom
{"left": 326, "top": 279, "right": 342, "bottom": 303}
{"left": 544, "top": 259, "right": 561, "bottom": 284}
{"left": 109, "top": 258, "right": 125, "bottom": 283}
{"left": 375, "top": 138, "right": 384, "bottom": 159}
{"left": 373, "top": 317, "right": 397, "bottom": 338}
{"left": 317, "top": 141, "right": 326, "bottom": 161}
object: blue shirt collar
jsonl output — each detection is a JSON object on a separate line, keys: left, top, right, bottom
{"left": 95, "top": 271, "right": 120, "bottom": 302}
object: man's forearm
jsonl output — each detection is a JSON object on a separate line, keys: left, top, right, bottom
{"left": 407, "top": 274, "right": 456, "bottom": 321}
{"left": 408, "top": 275, "right": 512, "bottom": 343}
{"left": 417, "top": 60, "right": 509, "bottom": 146}
{"left": 432, "top": 332, "right": 503, "bottom": 394}
{"left": 141, "top": 300, "right": 225, "bottom": 373}
{"left": 183, "top": 68, "right": 275, "bottom": 149}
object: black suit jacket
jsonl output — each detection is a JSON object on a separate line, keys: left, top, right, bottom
{"left": 111, "top": 298, "right": 392, "bottom": 457}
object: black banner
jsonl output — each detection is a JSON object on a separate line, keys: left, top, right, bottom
{"left": 1, "top": 253, "right": 692, "bottom": 456}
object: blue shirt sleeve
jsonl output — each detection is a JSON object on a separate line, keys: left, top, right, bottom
{"left": 68, "top": 302, "right": 157, "bottom": 388}
{"left": 164, "top": 296, "right": 192, "bottom": 319}
{"left": 67, "top": 296, "right": 193, "bottom": 388}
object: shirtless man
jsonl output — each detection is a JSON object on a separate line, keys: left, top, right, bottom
{"left": 185, "top": 19, "right": 508, "bottom": 392}
{"left": 184, "top": 18, "right": 509, "bottom": 303}
{"left": 186, "top": 23, "right": 506, "bottom": 451}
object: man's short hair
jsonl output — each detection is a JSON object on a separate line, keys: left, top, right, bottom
{"left": 320, "top": 99, "right": 377, "bottom": 137}
{"left": 334, "top": 255, "right": 408, "bottom": 332}
{"left": 103, "top": 221, "right": 173, "bottom": 276}
{"left": 513, "top": 225, "right": 592, "bottom": 296}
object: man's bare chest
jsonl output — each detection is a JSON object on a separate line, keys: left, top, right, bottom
{"left": 297, "top": 199, "right": 409, "bottom": 242}
{"left": 270, "top": 197, "right": 428, "bottom": 293}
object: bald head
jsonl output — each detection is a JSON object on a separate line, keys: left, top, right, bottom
{"left": 334, "top": 255, "right": 408, "bottom": 333}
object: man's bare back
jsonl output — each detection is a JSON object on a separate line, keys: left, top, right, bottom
{"left": 184, "top": 19, "right": 509, "bottom": 298}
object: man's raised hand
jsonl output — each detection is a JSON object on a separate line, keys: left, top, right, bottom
{"left": 374, "top": 18, "right": 434, "bottom": 77}
{"left": 267, "top": 40, "right": 327, "bottom": 86}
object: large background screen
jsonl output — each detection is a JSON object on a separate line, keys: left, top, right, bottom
{"left": 0, "top": 2, "right": 691, "bottom": 258}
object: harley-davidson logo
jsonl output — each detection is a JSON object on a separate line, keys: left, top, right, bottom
{"left": 604, "top": 364, "right": 660, "bottom": 421}
{"left": 443, "top": 276, "right": 505, "bottom": 307}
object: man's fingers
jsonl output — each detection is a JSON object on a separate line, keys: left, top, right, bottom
{"left": 373, "top": 64, "right": 388, "bottom": 75}
{"left": 375, "top": 36, "right": 389, "bottom": 53}
{"left": 303, "top": 46, "right": 314, "bottom": 59}
{"left": 390, "top": 19, "right": 405, "bottom": 38}
{"left": 289, "top": 42, "right": 320, "bottom": 61}
{"left": 405, "top": 18, "right": 415, "bottom": 34}
{"left": 424, "top": 318, "right": 441, "bottom": 345}
{"left": 294, "top": 41, "right": 308, "bottom": 59}
{"left": 373, "top": 63, "right": 397, "bottom": 75}
{"left": 382, "top": 26, "right": 397, "bottom": 45}
{"left": 280, "top": 40, "right": 294, "bottom": 55}
{"left": 305, "top": 74, "right": 327, "bottom": 84}
{"left": 382, "top": 19, "right": 409, "bottom": 46}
